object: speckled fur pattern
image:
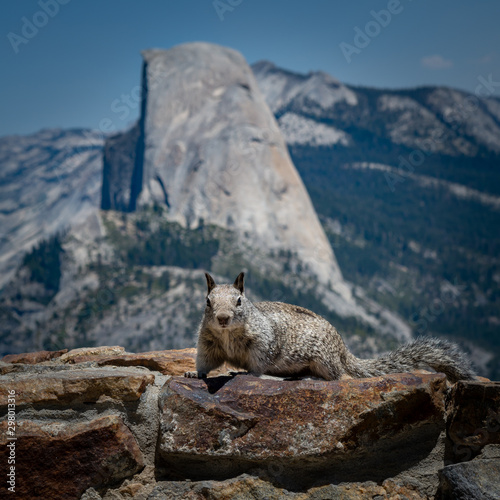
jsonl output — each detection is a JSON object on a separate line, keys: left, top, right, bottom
{"left": 185, "top": 273, "right": 476, "bottom": 382}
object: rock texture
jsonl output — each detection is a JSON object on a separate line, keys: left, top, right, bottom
{"left": 0, "top": 346, "right": 499, "bottom": 499}
{"left": 63, "top": 347, "right": 197, "bottom": 375}
{"left": 0, "top": 367, "right": 154, "bottom": 406}
{"left": 0, "top": 128, "right": 105, "bottom": 289}
{"left": 438, "top": 459, "right": 500, "bottom": 500}
{"left": 150, "top": 475, "right": 427, "bottom": 499}
{"left": 445, "top": 380, "right": 500, "bottom": 462}
{"left": 0, "top": 415, "right": 144, "bottom": 500}
{"left": 102, "top": 42, "right": 349, "bottom": 298}
{"left": 1, "top": 348, "right": 68, "bottom": 364}
{"left": 157, "top": 373, "right": 447, "bottom": 490}
{"left": 252, "top": 60, "right": 500, "bottom": 156}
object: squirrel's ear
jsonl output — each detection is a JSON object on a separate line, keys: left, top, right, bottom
{"left": 233, "top": 272, "right": 245, "bottom": 293}
{"left": 205, "top": 273, "right": 216, "bottom": 293}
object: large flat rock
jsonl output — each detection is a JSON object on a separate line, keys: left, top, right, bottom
{"left": 0, "top": 415, "right": 143, "bottom": 500}
{"left": 64, "top": 347, "right": 197, "bottom": 375}
{"left": 157, "top": 373, "right": 447, "bottom": 489}
{"left": 0, "top": 366, "right": 154, "bottom": 406}
{"left": 1, "top": 348, "right": 68, "bottom": 364}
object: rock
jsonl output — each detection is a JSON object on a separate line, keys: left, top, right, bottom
{"left": 101, "top": 42, "right": 350, "bottom": 299}
{"left": 150, "top": 474, "right": 426, "bottom": 499}
{"left": 438, "top": 459, "right": 500, "bottom": 499}
{"left": 0, "top": 362, "right": 17, "bottom": 375}
{"left": 65, "top": 347, "right": 197, "bottom": 375}
{"left": 1, "top": 348, "right": 68, "bottom": 364}
{"left": 0, "top": 415, "right": 144, "bottom": 500}
{"left": 446, "top": 380, "right": 500, "bottom": 462}
{"left": 157, "top": 373, "right": 447, "bottom": 490}
{"left": 0, "top": 129, "right": 105, "bottom": 290}
{"left": 101, "top": 122, "right": 141, "bottom": 211}
{"left": 58, "top": 345, "right": 126, "bottom": 363}
{"left": 0, "top": 345, "right": 495, "bottom": 499}
{"left": 0, "top": 367, "right": 154, "bottom": 406}
{"left": 251, "top": 60, "right": 358, "bottom": 115}
{"left": 149, "top": 475, "right": 293, "bottom": 500}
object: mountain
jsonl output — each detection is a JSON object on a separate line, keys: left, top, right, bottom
{"left": 102, "top": 43, "right": 349, "bottom": 298}
{"left": 252, "top": 61, "right": 500, "bottom": 157}
{"left": 0, "top": 43, "right": 410, "bottom": 362}
{"left": 0, "top": 129, "right": 105, "bottom": 289}
{"left": 100, "top": 42, "right": 414, "bottom": 332}
{"left": 0, "top": 46, "right": 498, "bottom": 377}
{"left": 252, "top": 61, "right": 500, "bottom": 377}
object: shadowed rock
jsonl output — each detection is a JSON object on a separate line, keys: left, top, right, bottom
{"left": 0, "top": 416, "right": 144, "bottom": 500}
{"left": 150, "top": 474, "right": 427, "bottom": 499}
{"left": 438, "top": 459, "right": 500, "bottom": 500}
{"left": 445, "top": 380, "right": 500, "bottom": 462}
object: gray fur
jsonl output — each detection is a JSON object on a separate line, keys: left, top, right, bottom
{"left": 185, "top": 273, "right": 476, "bottom": 382}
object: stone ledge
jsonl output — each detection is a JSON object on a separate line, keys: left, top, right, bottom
{"left": 1, "top": 348, "right": 68, "bottom": 364}
{"left": 1, "top": 346, "right": 498, "bottom": 499}
{"left": 0, "top": 367, "right": 154, "bottom": 406}
{"left": 61, "top": 348, "right": 197, "bottom": 375}
{"left": 438, "top": 459, "right": 500, "bottom": 500}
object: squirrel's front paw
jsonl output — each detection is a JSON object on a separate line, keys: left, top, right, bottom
{"left": 184, "top": 371, "right": 207, "bottom": 378}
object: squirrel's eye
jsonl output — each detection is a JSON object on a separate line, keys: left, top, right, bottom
{"left": 206, "top": 298, "right": 211, "bottom": 307}
{"left": 236, "top": 297, "right": 242, "bottom": 306}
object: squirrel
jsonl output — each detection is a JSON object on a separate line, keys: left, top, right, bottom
{"left": 184, "top": 272, "right": 476, "bottom": 382}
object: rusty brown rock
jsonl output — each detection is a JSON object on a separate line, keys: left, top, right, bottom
{"left": 0, "top": 362, "right": 18, "bottom": 375}
{"left": 0, "top": 367, "right": 154, "bottom": 407}
{"left": 0, "top": 415, "right": 144, "bottom": 500}
{"left": 1, "top": 348, "right": 68, "bottom": 364}
{"left": 446, "top": 380, "right": 500, "bottom": 462}
{"left": 67, "top": 348, "right": 197, "bottom": 375}
{"left": 157, "top": 373, "right": 447, "bottom": 489}
{"left": 58, "top": 345, "right": 126, "bottom": 362}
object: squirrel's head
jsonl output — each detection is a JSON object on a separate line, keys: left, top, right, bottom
{"left": 203, "top": 272, "right": 247, "bottom": 331}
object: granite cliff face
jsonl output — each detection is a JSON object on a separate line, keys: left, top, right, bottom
{"left": 103, "top": 42, "right": 350, "bottom": 299}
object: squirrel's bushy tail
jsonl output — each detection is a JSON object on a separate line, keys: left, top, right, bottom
{"left": 349, "top": 337, "right": 476, "bottom": 382}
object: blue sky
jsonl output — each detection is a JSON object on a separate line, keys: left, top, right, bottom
{"left": 1, "top": 0, "right": 499, "bottom": 136}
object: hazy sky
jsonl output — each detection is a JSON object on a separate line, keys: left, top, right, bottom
{"left": 1, "top": 0, "right": 499, "bottom": 136}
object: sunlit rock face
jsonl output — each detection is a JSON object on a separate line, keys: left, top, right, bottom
{"left": 103, "top": 42, "right": 347, "bottom": 295}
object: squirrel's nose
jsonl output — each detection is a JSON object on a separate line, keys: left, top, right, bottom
{"left": 217, "top": 313, "right": 230, "bottom": 326}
